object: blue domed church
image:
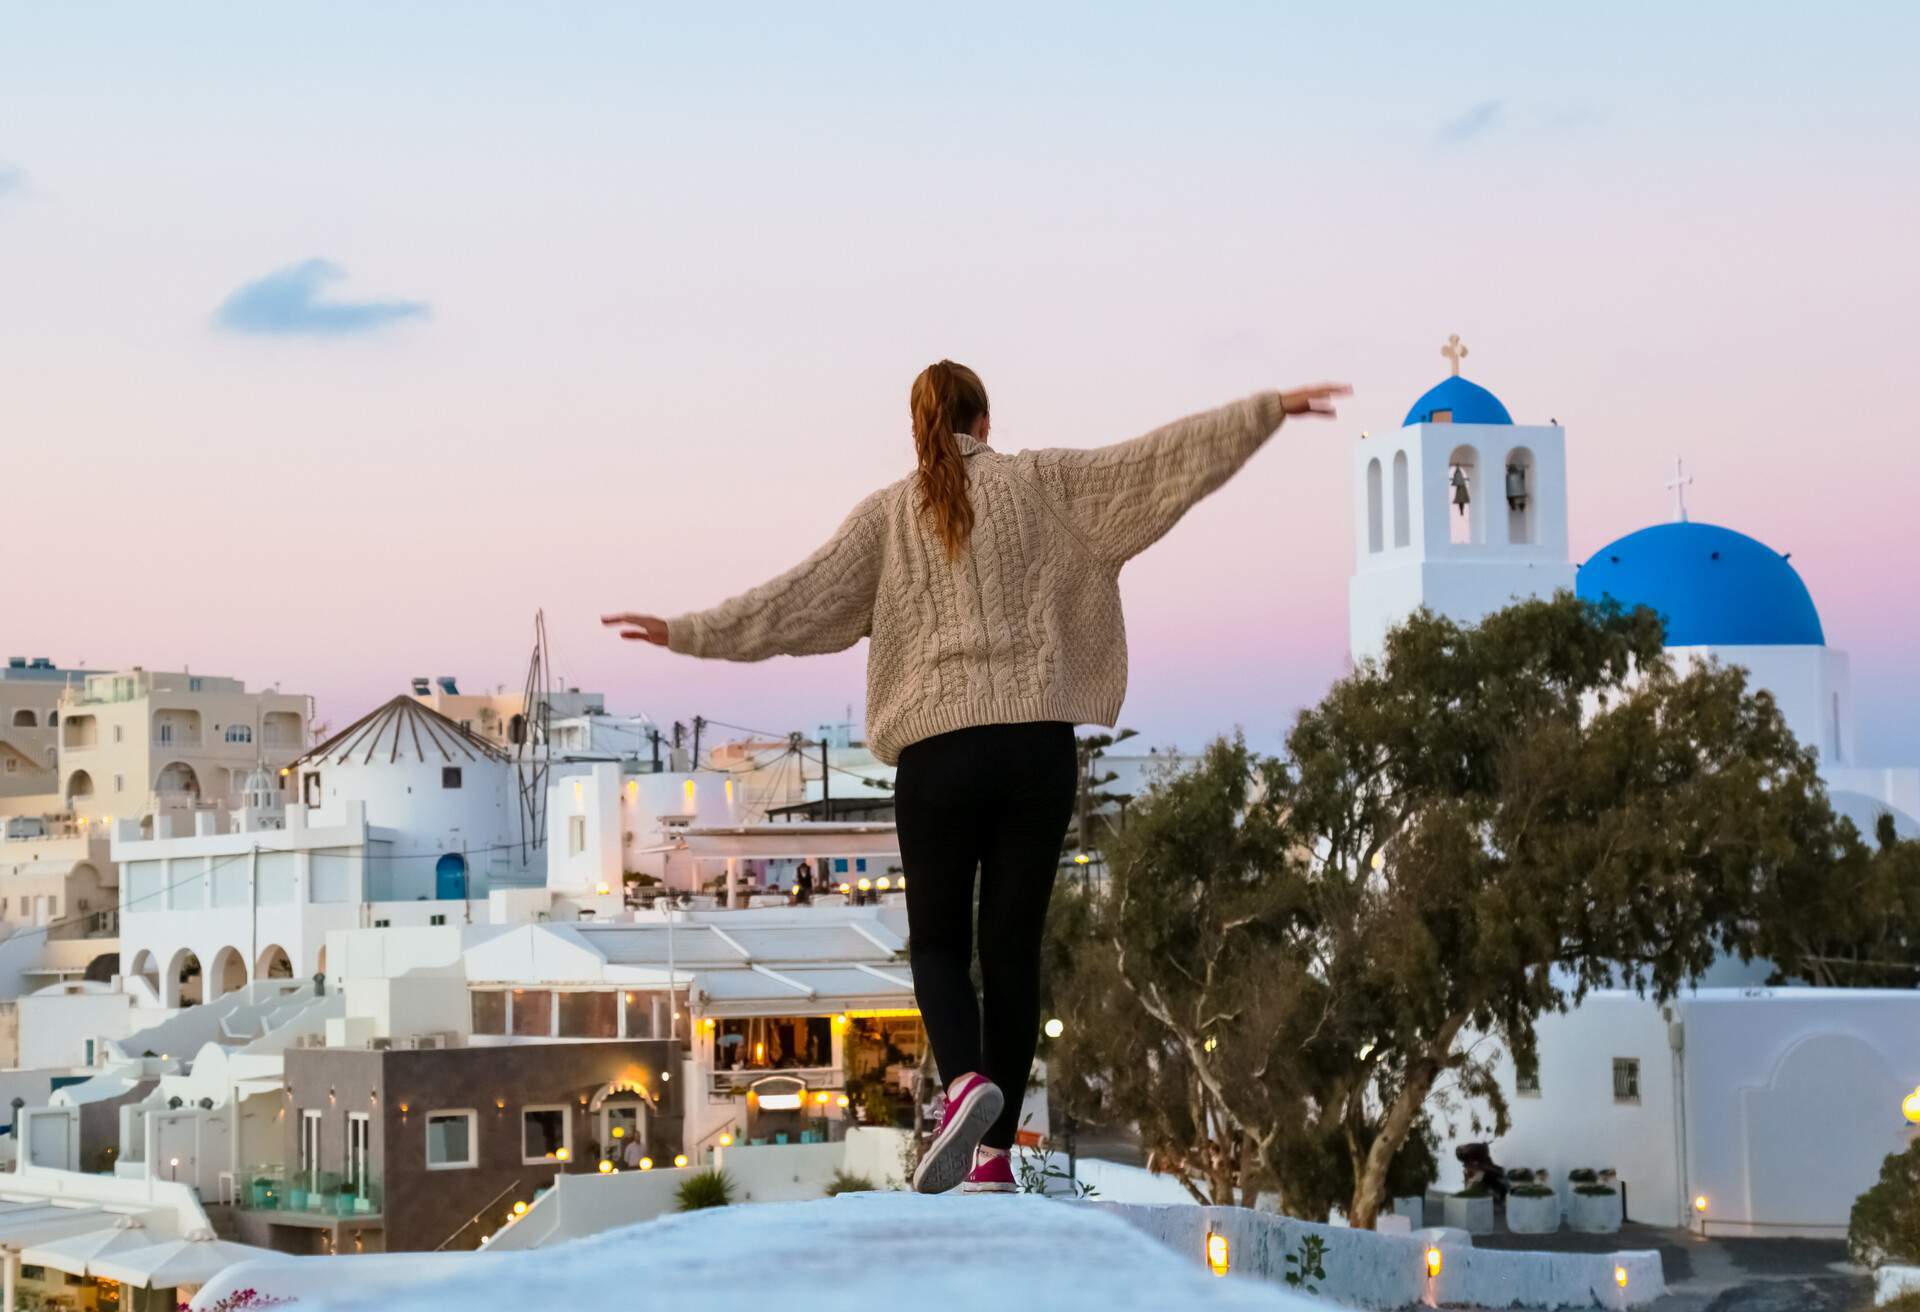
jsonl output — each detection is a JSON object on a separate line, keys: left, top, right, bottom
{"left": 1358, "top": 342, "right": 1920, "bottom": 1240}
{"left": 1351, "top": 337, "right": 1918, "bottom": 837}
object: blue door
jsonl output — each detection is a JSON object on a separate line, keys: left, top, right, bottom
{"left": 435, "top": 853, "right": 468, "bottom": 900}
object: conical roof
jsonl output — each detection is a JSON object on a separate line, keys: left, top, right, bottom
{"left": 295, "top": 695, "right": 507, "bottom": 767}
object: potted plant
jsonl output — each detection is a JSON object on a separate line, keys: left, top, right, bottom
{"left": 1568, "top": 1169, "right": 1622, "bottom": 1232}
{"left": 1444, "top": 1185, "right": 1496, "bottom": 1234}
{"left": 1506, "top": 1171, "right": 1560, "bottom": 1234}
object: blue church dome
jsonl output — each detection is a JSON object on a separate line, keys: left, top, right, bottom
{"left": 1576, "top": 521, "right": 1825, "bottom": 647}
{"left": 1403, "top": 375, "right": 1513, "bottom": 427}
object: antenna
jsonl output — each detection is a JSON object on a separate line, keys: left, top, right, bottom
{"left": 515, "top": 610, "right": 554, "bottom": 862}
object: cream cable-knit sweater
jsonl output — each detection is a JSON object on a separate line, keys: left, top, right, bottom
{"left": 667, "top": 392, "right": 1289, "bottom": 764}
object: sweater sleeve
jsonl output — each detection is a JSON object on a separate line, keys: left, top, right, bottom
{"left": 1026, "top": 392, "right": 1287, "bottom": 567}
{"left": 665, "top": 491, "right": 888, "bottom": 662}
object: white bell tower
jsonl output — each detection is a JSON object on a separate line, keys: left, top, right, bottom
{"left": 1349, "top": 338, "right": 1576, "bottom": 663}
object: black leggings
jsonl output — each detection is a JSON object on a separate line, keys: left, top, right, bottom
{"left": 895, "top": 720, "right": 1077, "bottom": 1150}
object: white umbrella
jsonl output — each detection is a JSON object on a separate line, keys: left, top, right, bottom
{"left": 91, "top": 1232, "right": 277, "bottom": 1290}
{"left": 20, "top": 1216, "right": 150, "bottom": 1277}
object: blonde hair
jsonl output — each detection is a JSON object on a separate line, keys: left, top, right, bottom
{"left": 910, "top": 360, "right": 989, "bottom": 560}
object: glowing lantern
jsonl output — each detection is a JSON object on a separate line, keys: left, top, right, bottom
{"left": 876, "top": 877, "right": 891, "bottom": 891}
{"left": 1072, "top": 852, "right": 1091, "bottom": 866}
{"left": 1043, "top": 1018, "right": 1065, "bottom": 1039}
{"left": 857, "top": 877, "right": 872, "bottom": 892}
{"left": 1904, "top": 1086, "right": 1920, "bottom": 1124}
{"left": 719, "top": 1132, "right": 734, "bottom": 1147}
{"left": 673, "top": 1154, "right": 689, "bottom": 1168}
{"left": 512, "top": 1201, "right": 528, "bottom": 1216}
{"left": 1693, "top": 1194, "right": 1709, "bottom": 1213}
{"left": 1614, "top": 1266, "right": 1629, "bottom": 1289}
{"left": 1424, "top": 1247, "right": 1443, "bottom": 1279}
{"left": 611, "top": 1127, "right": 625, "bottom": 1139}
{"left": 555, "top": 1147, "right": 570, "bottom": 1162}
{"left": 1204, "top": 1231, "right": 1229, "bottom": 1277}
{"left": 598, "top": 1160, "right": 614, "bottom": 1174}
{"left": 639, "top": 1157, "right": 654, "bottom": 1171}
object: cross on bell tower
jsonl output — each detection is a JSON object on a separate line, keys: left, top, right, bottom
{"left": 1666, "top": 457, "right": 1694, "bottom": 523}
{"left": 1440, "top": 334, "right": 1468, "bottom": 377}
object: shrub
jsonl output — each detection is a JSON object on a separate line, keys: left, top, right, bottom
{"left": 675, "top": 1169, "right": 735, "bottom": 1212}
{"left": 1568, "top": 1168, "right": 1598, "bottom": 1184}
{"left": 861, "top": 1084, "right": 895, "bottom": 1128}
{"left": 1510, "top": 1184, "right": 1555, "bottom": 1198}
{"left": 1850, "top": 1138, "right": 1920, "bottom": 1267}
{"left": 1455, "top": 1186, "right": 1490, "bottom": 1199}
{"left": 1574, "top": 1184, "right": 1618, "bottom": 1197}
{"left": 825, "top": 1171, "right": 877, "bottom": 1197}
{"left": 1507, "top": 1168, "right": 1536, "bottom": 1184}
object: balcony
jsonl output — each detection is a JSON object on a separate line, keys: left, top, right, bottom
{"left": 242, "top": 1167, "right": 382, "bottom": 1218}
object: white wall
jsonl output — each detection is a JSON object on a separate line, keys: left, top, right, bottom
{"left": 17, "top": 989, "right": 135, "bottom": 1068}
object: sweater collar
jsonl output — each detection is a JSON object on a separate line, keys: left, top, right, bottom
{"left": 954, "top": 432, "right": 989, "bottom": 456}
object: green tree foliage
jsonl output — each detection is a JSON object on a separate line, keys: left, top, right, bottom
{"left": 1851, "top": 1138, "right": 1920, "bottom": 1267}
{"left": 675, "top": 1169, "right": 735, "bottom": 1211}
{"left": 1755, "top": 811, "right": 1920, "bottom": 987}
{"left": 1048, "top": 594, "right": 1853, "bottom": 1227}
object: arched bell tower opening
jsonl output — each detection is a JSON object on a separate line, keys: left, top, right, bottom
{"left": 1504, "top": 447, "right": 1538, "bottom": 545}
{"left": 1391, "top": 451, "right": 1411, "bottom": 548}
{"left": 1365, "top": 458, "right": 1384, "bottom": 554}
{"left": 1447, "top": 444, "right": 1483, "bottom": 546}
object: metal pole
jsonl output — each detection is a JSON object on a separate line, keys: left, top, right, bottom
{"left": 820, "top": 739, "right": 831, "bottom": 823}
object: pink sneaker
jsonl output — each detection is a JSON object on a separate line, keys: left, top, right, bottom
{"left": 961, "top": 1150, "right": 1017, "bottom": 1194}
{"left": 911, "top": 1073, "right": 1004, "bottom": 1194}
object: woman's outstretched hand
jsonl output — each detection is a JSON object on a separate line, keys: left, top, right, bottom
{"left": 1280, "top": 382, "right": 1351, "bottom": 418}
{"left": 602, "top": 613, "right": 670, "bottom": 646}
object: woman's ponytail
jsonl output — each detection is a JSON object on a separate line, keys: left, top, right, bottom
{"left": 910, "top": 360, "right": 988, "bottom": 560}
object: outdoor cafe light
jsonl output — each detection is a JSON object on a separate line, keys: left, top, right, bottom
{"left": 673, "top": 1154, "right": 689, "bottom": 1168}
{"left": 1424, "top": 1247, "right": 1443, "bottom": 1279}
{"left": 876, "top": 877, "right": 891, "bottom": 891}
{"left": 555, "top": 1147, "right": 571, "bottom": 1162}
{"left": 598, "top": 1160, "right": 614, "bottom": 1174}
{"left": 1694, "top": 1194, "right": 1709, "bottom": 1214}
{"left": 838, "top": 883, "right": 851, "bottom": 894}
{"left": 639, "top": 1157, "right": 654, "bottom": 1171}
{"left": 719, "top": 1133, "right": 734, "bottom": 1147}
{"left": 512, "top": 1201, "right": 529, "bottom": 1216}
{"left": 1204, "top": 1231, "right": 1230, "bottom": 1277}
{"left": 1044, "top": 1018, "right": 1065, "bottom": 1040}
{"left": 857, "top": 877, "right": 872, "bottom": 892}
{"left": 1903, "top": 1086, "right": 1920, "bottom": 1125}
{"left": 1072, "top": 852, "right": 1091, "bottom": 866}
{"left": 1614, "top": 1266, "right": 1629, "bottom": 1290}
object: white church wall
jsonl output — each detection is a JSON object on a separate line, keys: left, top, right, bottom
{"left": 1679, "top": 989, "right": 1920, "bottom": 1238}
{"left": 1670, "top": 645, "right": 1853, "bottom": 767}
{"left": 1441, "top": 994, "right": 1682, "bottom": 1225}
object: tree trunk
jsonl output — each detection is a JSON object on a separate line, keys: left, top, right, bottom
{"left": 1348, "top": 1014, "right": 1468, "bottom": 1229}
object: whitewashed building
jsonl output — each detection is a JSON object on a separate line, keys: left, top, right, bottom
{"left": 1356, "top": 345, "right": 1920, "bottom": 1235}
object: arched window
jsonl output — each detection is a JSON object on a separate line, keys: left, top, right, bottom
{"left": 1365, "top": 458, "right": 1384, "bottom": 554}
{"left": 225, "top": 724, "right": 254, "bottom": 745}
{"left": 1391, "top": 451, "right": 1411, "bottom": 548}
{"left": 1503, "top": 447, "right": 1537, "bottom": 545}
{"left": 1447, "top": 444, "right": 1482, "bottom": 546}
{"left": 11, "top": 710, "right": 35, "bottom": 728}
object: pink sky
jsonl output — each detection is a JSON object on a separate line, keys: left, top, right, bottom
{"left": 2, "top": 5, "right": 1915, "bottom": 761}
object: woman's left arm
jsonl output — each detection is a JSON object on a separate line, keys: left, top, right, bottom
{"left": 605, "top": 491, "right": 889, "bottom": 662}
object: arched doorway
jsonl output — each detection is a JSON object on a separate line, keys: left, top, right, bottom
{"left": 11, "top": 709, "right": 35, "bottom": 727}
{"left": 84, "top": 952, "right": 118, "bottom": 984}
{"left": 589, "top": 1079, "right": 653, "bottom": 1162}
{"left": 255, "top": 944, "right": 293, "bottom": 981}
{"left": 65, "top": 770, "right": 95, "bottom": 809}
{"left": 128, "top": 950, "right": 159, "bottom": 997}
{"left": 155, "top": 761, "right": 201, "bottom": 799}
{"left": 209, "top": 946, "right": 248, "bottom": 999}
{"left": 435, "top": 853, "right": 468, "bottom": 900}
{"left": 167, "top": 948, "right": 202, "bottom": 1008}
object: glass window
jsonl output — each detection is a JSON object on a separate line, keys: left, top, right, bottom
{"left": 522, "top": 1106, "right": 570, "bottom": 1162}
{"left": 442, "top": 767, "right": 462, "bottom": 789}
{"left": 426, "top": 1111, "right": 476, "bottom": 1169}
{"left": 622, "top": 990, "right": 655, "bottom": 1039}
{"left": 558, "top": 991, "right": 617, "bottom": 1038}
{"left": 471, "top": 991, "right": 506, "bottom": 1036}
{"left": 511, "top": 990, "right": 553, "bottom": 1037}
{"left": 1612, "top": 1057, "right": 1640, "bottom": 1103}
{"left": 833, "top": 859, "right": 848, "bottom": 874}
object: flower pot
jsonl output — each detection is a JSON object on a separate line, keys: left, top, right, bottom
{"left": 1393, "top": 1196, "right": 1425, "bottom": 1228}
{"left": 1444, "top": 1193, "right": 1496, "bottom": 1234}
{"left": 1506, "top": 1191, "right": 1560, "bottom": 1234}
{"left": 1569, "top": 1187, "right": 1622, "bottom": 1233}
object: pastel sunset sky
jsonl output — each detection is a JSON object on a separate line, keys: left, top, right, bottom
{"left": 3, "top": 4, "right": 1916, "bottom": 760}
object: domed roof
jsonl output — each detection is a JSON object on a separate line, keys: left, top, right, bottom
{"left": 1576, "top": 521, "right": 1824, "bottom": 647}
{"left": 1403, "top": 375, "right": 1513, "bottom": 427}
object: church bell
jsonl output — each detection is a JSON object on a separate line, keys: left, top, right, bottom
{"left": 1505, "top": 462, "right": 1528, "bottom": 512}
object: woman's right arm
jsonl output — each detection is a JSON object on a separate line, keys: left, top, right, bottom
{"left": 1028, "top": 385, "right": 1345, "bottom": 567}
